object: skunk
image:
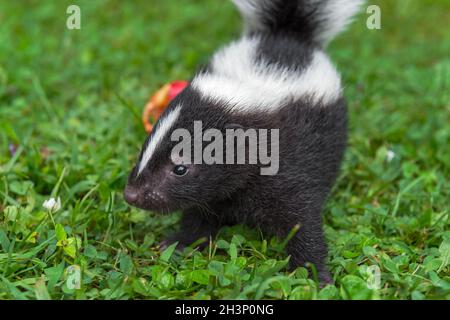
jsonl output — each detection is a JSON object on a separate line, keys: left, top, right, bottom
{"left": 124, "top": 0, "right": 363, "bottom": 283}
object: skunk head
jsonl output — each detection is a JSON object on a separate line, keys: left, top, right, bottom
{"left": 124, "top": 87, "right": 254, "bottom": 214}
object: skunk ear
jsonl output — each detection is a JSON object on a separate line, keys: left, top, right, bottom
{"left": 224, "top": 123, "right": 243, "bottom": 130}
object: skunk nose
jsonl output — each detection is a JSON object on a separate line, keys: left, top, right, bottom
{"left": 124, "top": 186, "right": 139, "bottom": 204}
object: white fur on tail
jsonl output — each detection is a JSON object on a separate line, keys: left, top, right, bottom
{"left": 313, "top": 0, "right": 364, "bottom": 45}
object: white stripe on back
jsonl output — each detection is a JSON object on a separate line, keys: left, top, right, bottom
{"left": 138, "top": 105, "right": 181, "bottom": 175}
{"left": 192, "top": 37, "right": 342, "bottom": 112}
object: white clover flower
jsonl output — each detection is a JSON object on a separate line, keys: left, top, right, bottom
{"left": 43, "top": 197, "right": 61, "bottom": 212}
{"left": 386, "top": 150, "right": 395, "bottom": 162}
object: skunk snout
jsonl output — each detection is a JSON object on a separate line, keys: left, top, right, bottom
{"left": 124, "top": 185, "right": 140, "bottom": 206}
{"left": 124, "top": 183, "right": 170, "bottom": 212}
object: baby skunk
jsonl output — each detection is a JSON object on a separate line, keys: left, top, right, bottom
{"left": 124, "top": 0, "right": 363, "bottom": 283}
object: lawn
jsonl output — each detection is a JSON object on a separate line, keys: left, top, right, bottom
{"left": 0, "top": 0, "right": 448, "bottom": 300}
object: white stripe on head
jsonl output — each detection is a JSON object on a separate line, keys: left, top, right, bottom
{"left": 192, "top": 37, "right": 341, "bottom": 112}
{"left": 137, "top": 105, "right": 182, "bottom": 175}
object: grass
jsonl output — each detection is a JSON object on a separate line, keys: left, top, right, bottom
{"left": 0, "top": 0, "right": 449, "bottom": 300}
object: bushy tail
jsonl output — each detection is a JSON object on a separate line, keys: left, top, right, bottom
{"left": 231, "top": 0, "right": 364, "bottom": 46}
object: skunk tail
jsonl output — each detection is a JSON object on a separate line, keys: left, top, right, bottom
{"left": 231, "top": 0, "right": 364, "bottom": 46}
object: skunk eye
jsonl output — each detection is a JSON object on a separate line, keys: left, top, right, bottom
{"left": 173, "top": 165, "right": 188, "bottom": 176}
